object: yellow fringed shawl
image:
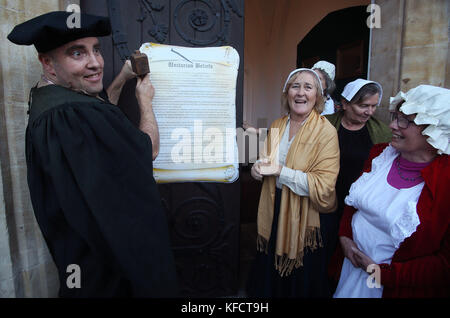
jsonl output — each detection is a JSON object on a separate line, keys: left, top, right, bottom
{"left": 256, "top": 110, "right": 340, "bottom": 277}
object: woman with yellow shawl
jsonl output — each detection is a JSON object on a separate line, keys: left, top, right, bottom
{"left": 246, "top": 68, "right": 340, "bottom": 297}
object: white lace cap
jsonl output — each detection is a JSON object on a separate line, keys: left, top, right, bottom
{"left": 341, "top": 78, "right": 383, "bottom": 105}
{"left": 389, "top": 85, "right": 450, "bottom": 155}
{"left": 313, "top": 60, "right": 335, "bottom": 81}
{"left": 282, "top": 68, "right": 323, "bottom": 94}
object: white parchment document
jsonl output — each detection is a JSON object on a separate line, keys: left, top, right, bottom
{"left": 139, "top": 43, "right": 240, "bottom": 183}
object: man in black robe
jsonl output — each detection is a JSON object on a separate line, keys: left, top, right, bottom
{"left": 7, "top": 11, "right": 178, "bottom": 297}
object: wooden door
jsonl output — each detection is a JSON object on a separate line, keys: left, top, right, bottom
{"left": 81, "top": 0, "right": 244, "bottom": 297}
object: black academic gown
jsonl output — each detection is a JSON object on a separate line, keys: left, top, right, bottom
{"left": 25, "top": 85, "right": 178, "bottom": 297}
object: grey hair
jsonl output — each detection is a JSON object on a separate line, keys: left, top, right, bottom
{"left": 281, "top": 69, "right": 325, "bottom": 115}
{"left": 314, "top": 68, "right": 336, "bottom": 97}
{"left": 344, "top": 83, "right": 381, "bottom": 105}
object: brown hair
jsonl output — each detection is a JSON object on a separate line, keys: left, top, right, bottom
{"left": 346, "top": 83, "right": 381, "bottom": 105}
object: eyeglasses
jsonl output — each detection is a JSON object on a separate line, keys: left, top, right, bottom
{"left": 390, "top": 112, "right": 415, "bottom": 129}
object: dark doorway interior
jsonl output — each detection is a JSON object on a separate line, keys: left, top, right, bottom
{"left": 297, "top": 5, "right": 371, "bottom": 103}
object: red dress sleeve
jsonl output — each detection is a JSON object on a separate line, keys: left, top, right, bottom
{"left": 379, "top": 226, "right": 450, "bottom": 288}
{"left": 379, "top": 154, "right": 450, "bottom": 290}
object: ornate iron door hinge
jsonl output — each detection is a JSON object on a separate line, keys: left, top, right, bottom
{"left": 107, "top": 0, "right": 131, "bottom": 61}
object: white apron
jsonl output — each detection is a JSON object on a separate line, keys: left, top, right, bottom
{"left": 334, "top": 145, "right": 422, "bottom": 298}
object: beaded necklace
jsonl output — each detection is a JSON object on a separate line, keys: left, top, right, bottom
{"left": 395, "top": 156, "right": 422, "bottom": 182}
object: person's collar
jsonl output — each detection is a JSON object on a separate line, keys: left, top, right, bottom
{"left": 37, "top": 76, "right": 104, "bottom": 102}
{"left": 288, "top": 113, "right": 310, "bottom": 126}
{"left": 37, "top": 74, "right": 56, "bottom": 88}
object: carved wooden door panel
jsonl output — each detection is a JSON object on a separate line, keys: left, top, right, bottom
{"left": 81, "top": 0, "right": 244, "bottom": 297}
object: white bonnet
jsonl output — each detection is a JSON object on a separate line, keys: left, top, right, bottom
{"left": 341, "top": 78, "right": 383, "bottom": 106}
{"left": 312, "top": 60, "right": 335, "bottom": 81}
{"left": 389, "top": 85, "right": 450, "bottom": 155}
{"left": 282, "top": 68, "right": 324, "bottom": 94}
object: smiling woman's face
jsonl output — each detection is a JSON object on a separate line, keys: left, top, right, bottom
{"left": 389, "top": 111, "right": 433, "bottom": 157}
{"left": 342, "top": 93, "right": 379, "bottom": 127}
{"left": 287, "top": 72, "right": 317, "bottom": 121}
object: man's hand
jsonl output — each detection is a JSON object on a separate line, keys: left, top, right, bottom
{"left": 106, "top": 60, "right": 137, "bottom": 105}
{"left": 120, "top": 60, "right": 137, "bottom": 82}
{"left": 135, "top": 73, "right": 159, "bottom": 160}
{"left": 135, "top": 73, "right": 154, "bottom": 106}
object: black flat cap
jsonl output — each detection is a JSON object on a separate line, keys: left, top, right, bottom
{"left": 7, "top": 11, "right": 111, "bottom": 53}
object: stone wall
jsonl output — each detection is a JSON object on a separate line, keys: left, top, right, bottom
{"left": 0, "top": 0, "right": 78, "bottom": 298}
{"left": 370, "top": 0, "right": 449, "bottom": 123}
